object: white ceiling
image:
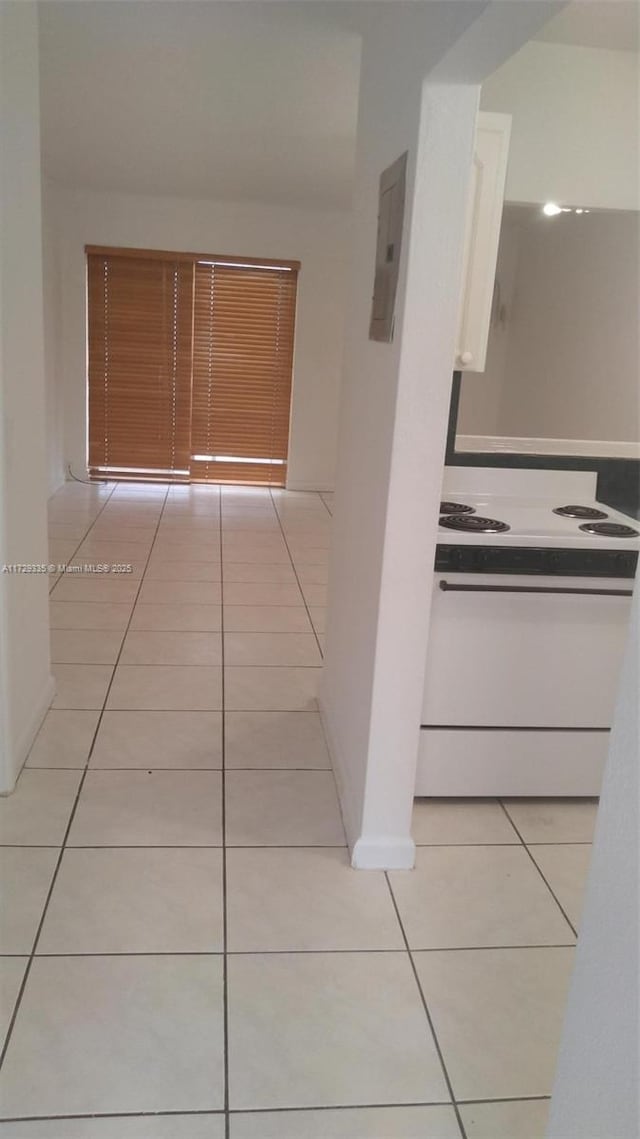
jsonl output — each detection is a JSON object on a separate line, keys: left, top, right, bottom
{"left": 38, "top": 2, "right": 364, "bottom": 208}
{"left": 534, "top": 1, "right": 639, "bottom": 52}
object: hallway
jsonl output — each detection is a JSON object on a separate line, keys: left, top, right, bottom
{"left": 0, "top": 480, "right": 594, "bottom": 1137}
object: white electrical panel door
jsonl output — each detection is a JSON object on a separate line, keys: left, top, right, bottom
{"left": 455, "top": 112, "right": 511, "bottom": 373}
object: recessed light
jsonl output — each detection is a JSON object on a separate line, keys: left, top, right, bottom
{"left": 543, "top": 202, "right": 562, "bottom": 216}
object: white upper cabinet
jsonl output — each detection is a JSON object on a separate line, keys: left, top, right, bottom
{"left": 455, "top": 111, "right": 511, "bottom": 373}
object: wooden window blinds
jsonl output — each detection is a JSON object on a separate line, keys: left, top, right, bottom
{"left": 86, "top": 247, "right": 299, "bottom": 486}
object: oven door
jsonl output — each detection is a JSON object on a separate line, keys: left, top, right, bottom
{"left": 417, "top": 572, "right": 633, "bottom": 796}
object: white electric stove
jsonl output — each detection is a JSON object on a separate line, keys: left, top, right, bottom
{"left": 417, "top": 467, "right": 638, "bottom": 797}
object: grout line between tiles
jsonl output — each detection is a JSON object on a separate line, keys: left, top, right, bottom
{"left": 219, "top": 487, "right": 231, "bottom": 1139}
{"left": 384, "top": 872, "right": 468, "bottom": 1139}
{"left": 48, "top": 484, "right": 119, "bottom": 596}
{"left": 0, "top": 944, "right": 577, "bottom": 960}
{"left": 497, "top": 802, "right": 580, "bottom": 939}
{"left": 269, "top": 489, "right": 325, "bottom": 659}
{"left": 0, "top": 485, "right": 171, "bottom": 1073}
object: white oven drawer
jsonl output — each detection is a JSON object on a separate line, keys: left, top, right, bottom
{"left": 416, "top": 728, "right": 607, "bottom": 796}
{"left": 422, "top": 574, "right": 633, "bottom": 729}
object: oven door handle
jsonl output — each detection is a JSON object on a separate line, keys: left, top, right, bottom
{"left": 439, "top": 582, "right": 633, "bottom": 597}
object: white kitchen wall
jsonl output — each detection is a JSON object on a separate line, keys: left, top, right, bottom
{"left": 44, "top": 184, "right": 350, "bottom": 492}
{"left": 320, "top": 0, "right": 560, "bottom": 868}
{"left": 42, "top": 185, "right": 65, "bottom": 493}
{"left": 457, "top": 208, "right": 640, "bottom": 444}
{"left": 0, "top": 1, "right": 54, "bottom": 792}
{"left": 481, "top": 40, "right": 639, "bottom": 211}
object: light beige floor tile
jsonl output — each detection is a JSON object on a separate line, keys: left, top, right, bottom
{"left": 502, "top": 799, "right": 598, "bottom": 843}
{"left": 49, "top": 602, "right": 132, "bottom": 631}
{"left": 0, "top": 848, "right": 58, "bottom": 953}
{"left": 412, "top": 798, "right": 519, "bottom": 845}
{"left": 130, "top": 603, "right": 222, "bottom": 631}
{"left": 120, "top": 631, "right": 222, "bottom": 666}
{"left": 144, "top": 560, "right": 221, "bottom": 582}
{"left": 91, "top": 710, "right": 222, "bottom": 769}
{"left": 220, "top": 521, "right": 277, "bottom": 533}
{"left": 48, "top": 540, "right": 79, "bottom": 566}
{"left": 50, "top": 629, "right": 124, "bottom": 664}
{"left": 151, "top": 542, "right": 220, "bottom": 563}
{"left": 227, "top": 847, "right": 402, "bottom": 951}
{"left": 389, "top": 846, "right": 574, "bottom": 949}
{"left": 52, "top": 663, "right": 113, "bottom": 709}
{"left": 228, "top": 952, "right": 449, "bottom": 1110}
{"left": 76, "top": 540, "right": 152, "bottom": 562}
{"left": 68, "top": 771, "right": 222, "bottom": 846}
{"left": 107, "top": 665, "right": 222, "bottom": 710}
{"left": 0, "top": 770, "right": 82, "bottom": 845}
{"left": 529, "top": 844, "right": 592, "bottom": 929}
{"left": 51, "top": 576, "right": 140, "bottom": 603}
{"left": 414, "top": 947, "right": 575, "bottom": 1099}
{"left": 223, "top": 562, "right": 296, "bottom": 583}
{"left": 223, "top": 606, "right": 312, "bottom": 633}
{"left": 225, "top": 711, "right": 330, "bottom": 769}
{"left": 0, "top": 956, "right": 224, "bottom": 1115}
{"left": 460, "top": 1098, "right": 550, "bottom": 1139}
{"left": 48, "top": 522, "right": 91, "bottom": 541}
{"left": 296, "top": 565, "right": 329, "bottom": 585}
{"left": 26, "top": 710, "right": 100, "bottom": 768}
{"left": 230, "top": 1106, "right": 460, "bottom": 1139}
{"left": 90, "top": 527, "right": 158, "bottom": 544}
{"left": 224, "top": 666, "right": 320, "bottom": 711}
{"left": 0, "top": 1116, "right": 225, "bottom": 1138}
{"left": 308, "top": 606, "right": 326, "bottom": 632}
{"left": 301, "top": 584, "right": 328, "bottom": 606}
{"left": 289, "top": 549, "right": 329, "bottom": 566}
{"left": 222, "top": 582, "right": 303, "bottom": 607}
{"left": 39, "top": 848, "right": 223, "bottom": 953}
{"left": 225, "top": 771, "right": 344, "bottom": 846}
{"left": 221, "top": 546, "right": 290, "bottom": 565}
{"left": 137, "top": 581, "right": 222, "bottom": 604}
{"left": 224, "top": 633, "right": 321, "bottom": 667}
{"left": 0, "top": 958, "right": 28, "bottom": 1048}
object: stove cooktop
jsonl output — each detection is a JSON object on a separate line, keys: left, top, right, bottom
{"left": 440, "top": 501, "right": 474, "bottom": 515}
{"left": 437, "top": 492, "right": 640, "bottom": 550}
{"left": 439, "top": 514, "right": 510, "bottom": 534}
{"left": 579, "top": 521, "right": 639, "bottom": 538}
{"left": 553, "top": 505, "right": 609, "bottom": 520}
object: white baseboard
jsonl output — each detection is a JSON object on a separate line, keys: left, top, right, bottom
{"left": 285, "top": 480, "right": 335, "bottom": 492}
{"left": 319, "top": 691, "right": 416, "bottom": 871}
{"left": 351, "top": 835, "right": 416, "bottom": 870}
{"left": 1, "top": 673, "right": 56, "bottom": 795}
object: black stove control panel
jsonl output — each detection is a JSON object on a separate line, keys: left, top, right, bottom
{"left": 434, "top": 544, "right": 638, "bottom": 579}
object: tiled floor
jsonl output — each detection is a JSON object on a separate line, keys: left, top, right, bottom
{"left": 0, "top": 480, "right": 598, "bottom": 1138}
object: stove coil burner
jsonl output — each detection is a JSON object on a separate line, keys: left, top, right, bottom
{"left": 579, "top": 521, "right": 639, "bottom": 538}
{"left": 553, "top": 505, "right": 609, "bottom": 520}
{"left": 439, "top": 514, "right": 510, "bottom": 534}
{"left": 440, "top": 501, "right": 475, "bottom": 515}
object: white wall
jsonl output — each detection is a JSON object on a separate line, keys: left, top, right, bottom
{"left": 547, "top": 587, "right": 639, "bottom": 1139}
{"left": 481, "top": 41, "right": 639, "bottom": 211}
{"left": 457, "top": 208, "right": 640, "bottom": 443}
{"left": 42, "top": 184, "right": 65, "bottom": 493}
{"left": 320, "top": 0, "right": 560, "bottom": 869}
{"left": 45, "top": 184, "right": 350, "bottom": 492}
{"left": 0, "top": 1, "right": 54, "bottom": 792}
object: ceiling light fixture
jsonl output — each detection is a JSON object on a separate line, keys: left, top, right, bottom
{"left": 542, "top": 202, "right": 562, "bottom": 216}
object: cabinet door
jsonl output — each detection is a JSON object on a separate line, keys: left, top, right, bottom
{"left": 455, "top": 111, "right": 511, "bottom": 373}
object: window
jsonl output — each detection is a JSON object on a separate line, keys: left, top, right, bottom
{"left": 86, "top": 246, "right": 299, "bottom": 485}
